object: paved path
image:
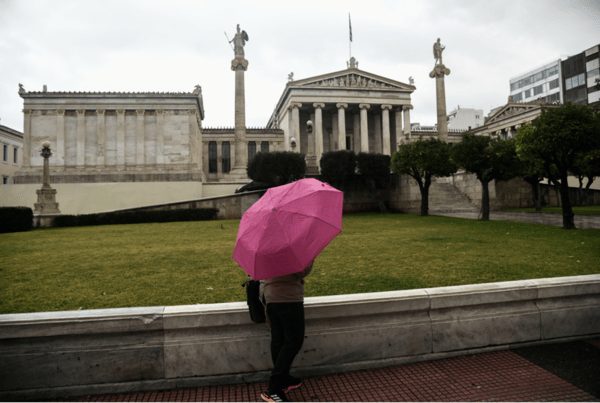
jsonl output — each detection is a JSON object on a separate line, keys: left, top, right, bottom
{"left": 432, "top": 211, "right": 600, "bottom": 229}
{"left": 57, "top": 339, "right": 600, "bottom": 402}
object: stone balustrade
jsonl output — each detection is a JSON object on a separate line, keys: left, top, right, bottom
{"left": 1, "top": 275, "right": 599, "bottom": 400}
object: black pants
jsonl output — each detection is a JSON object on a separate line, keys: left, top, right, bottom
{"left": 266, "top": 302, "right": 305, "bottom": 390}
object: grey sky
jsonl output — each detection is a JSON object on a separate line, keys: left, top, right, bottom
{"left": 1, "top": 0, "right": 599, "bottom": 132}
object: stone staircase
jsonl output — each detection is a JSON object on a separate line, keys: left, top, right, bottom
{"left": 427, "top": 180, "right": 480, "bottom": 214}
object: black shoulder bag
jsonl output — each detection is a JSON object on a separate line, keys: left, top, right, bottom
{"left": 242, "top": 276, "right": 266, "bottom": 323}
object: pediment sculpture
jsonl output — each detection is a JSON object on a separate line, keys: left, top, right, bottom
{"left": 303, "top": 74, "right": 398, "bottom": 89}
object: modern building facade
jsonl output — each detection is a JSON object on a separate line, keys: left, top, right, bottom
{"left": 509, "top": 60, "right": 562, "bottom": 104}
{"left": 446, "top": 106, "right": 484, "bottom": 131}
{"left": 563, "top": 44, "right": 599, "bottom": 106}
{"left": 0, "top": 124, "right": 23, "bottom": 185}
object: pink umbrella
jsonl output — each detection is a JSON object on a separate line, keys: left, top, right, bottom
{"left": 233, "top": 178, "right": 343, "bottom": 280}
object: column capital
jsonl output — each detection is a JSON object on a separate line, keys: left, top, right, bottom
{"left": 289, "top": 102, "right": 302, "bottom": 110}
{"left": 76, "top": 109, "right": 85, "bottom": 116}
{"left": 156, "top": 109, "right": 165, "bottom": 115}
{"left": 429, "top": 63, "right": 451, "bottom": 78}
{"left": 313, "top": 103, "right": 325, "bottom": 109}
{"left": 381, "top": 104, "right": 393, "bottom": 111}
{"left": 56, "top": 109, "right": 66, "bottom": 116}
{"left": 402, "top": 105, "right": 414, "bottom": 111}
{"left": 231, "top": 58, "right": 249, "bottom": 71}
{"left": 116, "top": 109, "right": 125, "bottom": 115}
{"left": 22, "top": 109, "right": 33, "bottom": 115}
{"left": 136, "top": 109, "right": 145, "bottom": 116}
{"left": 336, "top": 103, "right": 348, "bottom": 109}
{"left": 95, "top": 109, "right": 105, "bottom": 115}
{"left": 359, "top": 103, "right": 370, "bottom": 110}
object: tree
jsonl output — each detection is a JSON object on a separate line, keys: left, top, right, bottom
{"left": 391, "top": 138, "right": 457, "bottom": 216}
{"left": 452, "top": 134, "right": 521, "bottom": 221}
{"left": 515, "top": 124, "right": 546, "bottom": 212}
{"left": 516, "top": 102, "right": 600, "bottom": 229}
{"left": 571, "top": 149, "right": 600, "bottom": 205}
{"left": 319, "top": 150, "right": 356, "bottom": 190}
{"left": 356, "top": 152, "right": 392, "bottom": 213}
{"left": 247, "top": 151, "right": 306, "bottom": 186}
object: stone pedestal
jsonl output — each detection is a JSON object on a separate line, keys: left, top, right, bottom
{"left": 430, "top": 63, "right": 451, "bottom": 142}
{"left": 33, "top": 142, "right": 61, "bottom": 227}
{"left": 229, "top": 56, "right": 249, "bottom": 179}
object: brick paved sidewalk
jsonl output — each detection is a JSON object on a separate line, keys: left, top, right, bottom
{"left": 60, "top": 340, "right": 600, "bottom": 402}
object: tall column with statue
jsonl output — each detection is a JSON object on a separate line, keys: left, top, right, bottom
{"left": 429, "top": 38, "right": 451, "bottom": 142}
{"left": 228, "top": 24, "right": 250, "bottom": 179}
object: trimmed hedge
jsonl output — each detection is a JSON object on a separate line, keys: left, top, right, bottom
{"left": 0, "top": 207, "right": 33, "bottom": 233}
{"left": 52, "top": 208, "right": 219, "bottom": 228}
{"left": 320, "top": 150, "right": 356, "bottom": 189}
{"left": 247, "top": 151, "right": 306, "bottom": 186}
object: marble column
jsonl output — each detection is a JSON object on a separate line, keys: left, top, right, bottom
{"left": 289, "top": 103, "right": 302, "bottom": 153}
{"left": 229, "top": 56, "right": 249, "bottom": 178}
{"left": 56, "top": 109, "right": 65, "bottom": 168}
{"left": 313, "top": 103, "right": 325, "bottom": 166}
{"left": 217, "top": 141, "right": 223, "bottom": 176}
{"left": 76, "top": 110, "right": 86, "bottom": 167}
{"left": 116, "top": 109, "right": 125, "bottom": 168}
{"left": 136, "top": 110, "right": 145, "bottom": 168}
{"left": 359, "top": 104, "right": 370, "bottom": 153}
{"left": 336, "top": 103, "right": 348, "bottom": 151}
{"left": 381, "top": 105, "right": 392, "bottom": 156}
{"left": 22, "top": 109, "right": 32, "bottom": 168}
{"left": 403, "top": 105, "right": 413, "bottom": 139}
{"left": 429, "top": 63, "right": 451, "bottom": 142}
{"left": 96, "top": 110, "right": 105, "bottom": 168}
{"left": 394, "top": 107, "right": 403, "bottom": 146}
{"left": 156, "top": 110, "right": 165, "bottom": 167}
{"left": 353, "top": 111, "right": 360, "bottom": 153}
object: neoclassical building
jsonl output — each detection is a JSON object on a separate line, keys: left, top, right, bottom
{"left": 267, "top": 58, "right": 416, "bottom": 166}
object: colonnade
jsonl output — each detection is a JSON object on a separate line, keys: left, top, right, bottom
{"left": 287, "top": 102, "right": 413, "bottom": 163}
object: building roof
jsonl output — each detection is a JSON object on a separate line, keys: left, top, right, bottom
{"left": 0, "top": 124, "right": 23, "bottom": 138}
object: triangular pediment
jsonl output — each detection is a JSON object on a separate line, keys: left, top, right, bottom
{"left": 486, "top": 102, "right": 541, "bottom": 124}
{"left": 289, "top": 69, "right": 414, "bottom": 91}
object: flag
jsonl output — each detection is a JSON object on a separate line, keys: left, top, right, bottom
{"left": 349, "top": 13, "right": 352, "bottom": 42}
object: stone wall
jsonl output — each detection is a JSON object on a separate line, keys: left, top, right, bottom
{"left": 1, "top": 275, "right": 598, "bottom": 401}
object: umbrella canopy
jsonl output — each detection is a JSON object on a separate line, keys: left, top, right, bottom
{"left": 233, "top": 178, "right": 343, "bottom": 280}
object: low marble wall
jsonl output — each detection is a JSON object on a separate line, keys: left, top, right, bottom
{"left": 1, "top": 275, "right": 599, "bottom": 400}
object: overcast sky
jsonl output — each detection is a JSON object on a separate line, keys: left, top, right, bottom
{"left": 1, "top": 0, "right": 599, "bottom": 133}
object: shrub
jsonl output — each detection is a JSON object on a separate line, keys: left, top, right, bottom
{"left": 247, "top": 152, "right": 306, "bottom": 186}
{"left": 52, "top": 208, "right": 219, "bottom": 228}
{"left": 320, "top": 150, "right": 356, "bottom": 189}
{"left": 356, "top": 152, "right": 392, "bottom": 189}
{"left": 0, "top": 207, "right": 33, "bottom": 233}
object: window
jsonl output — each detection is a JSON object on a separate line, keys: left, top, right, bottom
{"left": 248, "top": 141, "right": 257, "bottom": 163}
{"left": 2, "top": 176, "right": 8, "bottom": 185}
{"left": 578, "top": 73, "right": 585, "bottom": 86}
{"left": 524, "top": 89, "right": 531, "bottom": 99}
{"left": 566, "top": 77, "right": 572, "bottom": 90}
{"left": 261, "top": 141, "right": 269, "bottom": 153}
{"left": 510, "top": 82, "right": 519, "bottom": 91}
{"left": 523, "top": 76, "right": 532, "bottom": 86}
{"left": 475, "top": 115, "right": 480, "bottom": 119}
{"left": 513, "top": 92, "right": 522, "bottom": 102}
{"left": 13, "top": 147, "right": 18, "bottom": 165}
{"left": 534, "top": 72, "right": 543, "bottom": 82}
{"left": 2, "top": 144, "right": 7, "bottom": 163}
{"left": 208, "top": 141, "right": 217, "bottom": 173}
{"left": 588, "top": 68, "right": 599, "bottom": 80}
{"left": 545, "top": 93, "right": 560, "bottom": 104}
{"left": 518, "top": 79, "right": 524, "bottom": 89}
{"left": 549, "top": 78, "right": 559, "bottom": 90}
{"left": 546, "top": 65, "right": 558, "bottom": 77}
{"left": 222, "top": 142, "right": 230, "bottom": 174}
{"left": 534, "top": 84, "right": 544, "bottom": 96}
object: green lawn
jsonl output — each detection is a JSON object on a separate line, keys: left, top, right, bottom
{"left": 1, "top": 213, "right": 599, "bottom": 314}
{"left": 501, "top": 205, "right": 600, "bottom": 215}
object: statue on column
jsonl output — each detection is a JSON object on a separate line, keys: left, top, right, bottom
{"left": 229, "top": 24, "right": 249, "bottom": 57}
{"left": 433, "top": 38, "right": 445, "bottom": 65}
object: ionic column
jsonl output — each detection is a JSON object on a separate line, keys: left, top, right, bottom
{"left": 22, "top": 109, "right": 32, "bottom": 168}
{"left": 56, "top": 109, "right": 65, "bottom": 168}
{"left": 76, "top": 110, "right": 86, "bottom": 167}
{"left": 229, "top": 56, "right": 249, "bottom": 178}
{"left": 336, "top": 103, "right": 347, "bottom": 151}
{"left": 403, "top": 105, "right": 413, "bottom": 139}
{"left": 116, "top": 109, "right": 125, "bottom": 168}
{"left": 313, "top": 103, "right": 325, "bottom": 165}
{"left": 429, "top": 63, "right": 451, "bottom": 142}
{"left": 359, "top": 104, "right": 370, "bottom": 153}
{"left": 374, "top": 112, "right": 382, "bottom": 154}
{"left": 290, "top": 103, "right": 302, "bottom": 153}
{"left": 217, "top": 141, "right": 223, "bottom": 176}
{"left": 353, "top": 111, "right": 360, "bottom": 153}
{"left": 96, "top": 110, "right": 105, "bottom": 168}
{"left": 156, "top": 110, "right": 165, "bottom": 167}
{"left": 381, "top": 105, "right": 392, "bottom": 156}
{"left": 136, "top": 110, "right": 145, "bottom": 167}
{"left": 395, "top": 107, "right": 403, "bottom": 146}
